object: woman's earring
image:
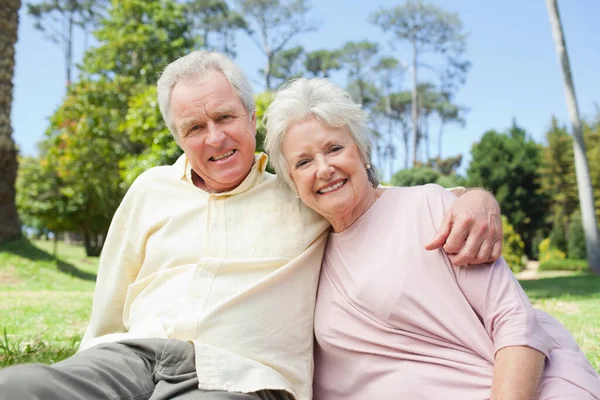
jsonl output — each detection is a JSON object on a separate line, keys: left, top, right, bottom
{"left": 366, "top": 164, "right": 371, "bottom": 170}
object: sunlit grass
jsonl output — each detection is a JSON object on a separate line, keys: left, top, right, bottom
{"left": 1, "top": 239, "right": 599, "bottom": 372}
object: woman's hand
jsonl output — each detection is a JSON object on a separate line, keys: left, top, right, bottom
{"left": 425, "top": 188, "right": 503, "bottom": 266}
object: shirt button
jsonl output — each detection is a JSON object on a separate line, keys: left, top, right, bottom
{"left": 200, "top": 269, "right": 209, "bottom": 278}
{"left": 211, "top": 225, "right": 217, "bottom": 232}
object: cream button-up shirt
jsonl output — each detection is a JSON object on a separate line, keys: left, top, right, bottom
{"left": 80, "top": 153, "right": 330, "bottom": 400}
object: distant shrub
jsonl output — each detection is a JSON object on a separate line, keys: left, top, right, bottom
{"left": 538, "top": 237, "right": 566, "bottom": 263}
{"left": 502, "top": 216, "right": 526, "bottom": 272}
{"left": 567, "top": 211, "right": 586, "bottom": 259}
{"left": 538, "top": 258, "right": 589, "bottom": 272}
{"left": 391, "top": 167, "right": 440, "bottom": 187}
{"left": 549, "top": 219, "right": 567, "bottom": 252}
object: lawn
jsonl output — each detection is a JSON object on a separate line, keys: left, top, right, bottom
{"left": 1, "top": 238, "right": 599, "bottom": 372}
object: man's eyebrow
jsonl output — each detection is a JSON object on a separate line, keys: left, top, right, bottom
{"left": 210, "top": 105, "right": 237, "bottom": 116}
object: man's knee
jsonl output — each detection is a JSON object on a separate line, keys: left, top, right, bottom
{"left": 0, "top": 364, "right": 54, "bottom": 399}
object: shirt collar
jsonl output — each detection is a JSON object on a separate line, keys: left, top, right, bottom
{"left": 177, "top": 152, "right": 269, "bottom": 196}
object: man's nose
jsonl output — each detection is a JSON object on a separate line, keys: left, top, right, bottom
{"left": 205, "top": 123, "right": 225, "bottom": 147}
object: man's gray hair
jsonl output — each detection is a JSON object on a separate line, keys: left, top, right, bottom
{"left": 264, "top": 78, "right": 379, "bottom": 192}
{"left": 157, "top": 50, "right": 256, "bottom": 145}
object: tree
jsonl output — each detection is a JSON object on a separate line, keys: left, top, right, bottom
{"left": 268, "top": 45, "right": 305, "bottom": 87}
{"left": 16, "top": 155, "right": 78, "bottom": 242}
{"left": 371, "top": 56, "right": 404, "bottom": 175}
{"left": 35, "top": 0, "right": 195, "bottom": 255}
{"left": 182, "top": 0, "right": 247, "bottom": 57}
{"left": 304, "top": 49, "right": 341, "bottom": 78}
{"left": 0, "top": 0, "right": 22, "bottom": 244}
{"left": 236, "top": 0, "right": 315, "bottom": 90}
{"left": 81, "top": 0, "right": 193, "bottom": 86}
{"left": 546, "top": 0, "right": 600, "bottom": 272}
{"left": 338, "top": 40, "right": 380, "bottom": 107}
{"left": 538, "top": 117, "right": 578, "bottom": 232}
{"left": 27, "top": 0, "right": 109, "bottom": 85}
{"left": 583, "top": 117, "right": 600, "bottom": 221}
{"left": 371, "top": 0, "right": 470, "bottom": 166}
{"left": 467, "top": 123, "right": 546, "bottom": 257}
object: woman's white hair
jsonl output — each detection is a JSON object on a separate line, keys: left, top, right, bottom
{"left": 264, "top": 77, "right": 379, "bottom": 192}
{"left": 157, "top": 50, "right": 255, "bottom": 145}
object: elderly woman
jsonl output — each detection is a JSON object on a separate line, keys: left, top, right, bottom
{"left": 264, "top": 78, "right": 600, "bottom": 400}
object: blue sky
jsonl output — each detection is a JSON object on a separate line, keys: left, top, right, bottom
{"left": 12, "top": 0, "right": 600, "bottom": 177}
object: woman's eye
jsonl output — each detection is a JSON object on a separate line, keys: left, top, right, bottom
{"left": 295, "top": 160, "right": 309, "bottom": 169}
{"left": 330, "top": 145, "right": 343, "bottom": 153}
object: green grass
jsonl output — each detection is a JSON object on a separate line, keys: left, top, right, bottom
{"left": 1, "top": 239, "right": 599, "bottom": 373}
{"left": 519, "top": 273, "right": 600, "bottom": 372}
{"left": 0, "top": 238, "right": 97, "bottom": 366}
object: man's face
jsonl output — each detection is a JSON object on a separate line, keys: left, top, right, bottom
{"left": 171, "top": 71, "right": 257, "bottom": 193}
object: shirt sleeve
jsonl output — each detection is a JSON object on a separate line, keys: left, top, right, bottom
{"left": 78, "top": 184, "right": 143, "bottom": 351}
{"left": 425, "top": 184, "right": 552, "bottom": 358}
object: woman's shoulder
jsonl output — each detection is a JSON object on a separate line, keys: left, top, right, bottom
{"left": 381, "top": 183, "right": 453, "bottom": 203}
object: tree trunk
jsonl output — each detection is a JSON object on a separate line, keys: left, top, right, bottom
{"left": 66, "top": 12, "right": 73, "bottom": 86}
{"left": 411, "top": 41, "right": 419, "bottom": 167}
{"left": 0, "top": 0, "right": 22, "bottom": 245}
{"left": 547, "top": 0, "right": 600, "bottom": 272}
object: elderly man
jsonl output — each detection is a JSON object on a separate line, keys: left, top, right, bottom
{"left": 0, "top": 51, "right": 503, "bottom": 400}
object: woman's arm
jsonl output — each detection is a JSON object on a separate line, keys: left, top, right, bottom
{"left": 492, "top": 346, "right": 546, "bottom": 400}
{"left": 426, "top": 185, "right": 551, "bottom": 399}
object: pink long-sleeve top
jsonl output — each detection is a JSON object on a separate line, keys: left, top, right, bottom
{"left": 313, "top": 185, "right": 600, "bottom": 400}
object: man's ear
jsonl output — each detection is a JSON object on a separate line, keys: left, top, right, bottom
{"left": 251, "top": 112, "right": 257, "bottom": 137}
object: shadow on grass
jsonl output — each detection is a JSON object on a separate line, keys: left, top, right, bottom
{"left": 519, "top": 274, "right": 600, "bottom": 300}
{"left": 0, "top": 238, "right": 96, "bottom": 282}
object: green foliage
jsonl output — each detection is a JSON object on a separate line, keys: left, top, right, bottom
{"left": 391, "top": 166, "right": 440, "bottom": 187}
{"left": 583, "top": 117, "right": 600, "bottom": 222}
{"left": 538, "top": 237, "right": 566, "bottom": 263}
{"left": 81, "top": 0, "right": 193, "bottom": 85}
{"left": 435, "top": 174, "right": 466, "bottom": 189}
{"left": 254, "top": 91, "right": 275, "bottom": 154}
{"left": 467, "top": 122, "right": 547, "bottom": 257}
{"left": 501, "top": 216, "right": 526, "bottom": 272}
{"left": 121, "top": 85, "right": 183, "bottom": 185}
{"left": 236, "top": 0, "right": 315, "bottom": 89}
{"left": 538, "top": 258, "right": 589, "bottom": 272}
{"left": 539, "top": 117, "right": 578, "bottom": 217}
{"left": 304, "top": 49, "right": 341, "bottom": 78}
{"left": 182, "top": 0, "right": 247, "bottom": 57}
{"left": 567, "top": 211, "right": 587, "bottom": 260}
{"left": 390, "top": 164, "right": 466, "bottom": 189}
{"left": 16, "top": 156, "right": 78, "bottom": 235}
{"left": 339, "top": 40, "right": 380, "bottom": 107}
{"left": 28, "top": 0, "right": 195, "bottom": 255}
{"left": 549, "top": 218, "right": 568, "bottom": 253}
{"left": 269, "top": 45, "right": 305, "bottom": 87}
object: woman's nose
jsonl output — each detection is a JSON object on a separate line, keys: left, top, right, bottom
{"left": 316, "top": 159, "right": 334, "bottom": 179}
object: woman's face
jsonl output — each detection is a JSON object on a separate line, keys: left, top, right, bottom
{"left": 282, "top": 117, "right": 374, "bottom": 228}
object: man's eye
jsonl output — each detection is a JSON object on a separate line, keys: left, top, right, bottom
{"left": 218, "top": 114, "right": 232, "bottom": 121}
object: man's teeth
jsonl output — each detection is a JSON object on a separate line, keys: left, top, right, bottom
{"left": 211, "top": 150, "right": 234, "bottom": 161}
{"left": 319, "top": 180, "right": 345, "bottom": 194}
